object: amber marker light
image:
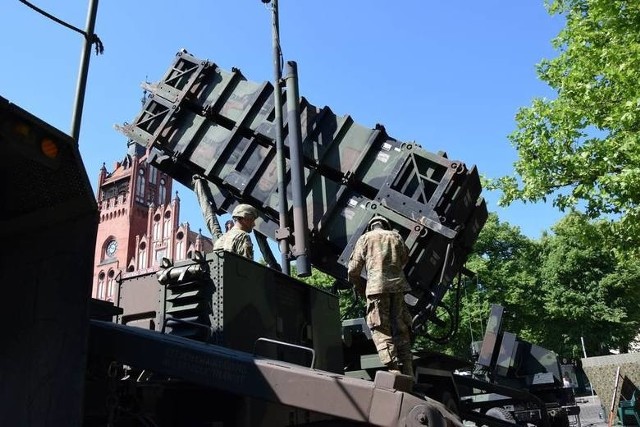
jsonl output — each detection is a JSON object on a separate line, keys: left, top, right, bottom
{"left": 41, "top": 137, "right": 59, "bottom": 159}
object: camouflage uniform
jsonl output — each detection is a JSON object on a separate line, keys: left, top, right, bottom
{"left": 213, "top": 228, "right": 254, "bottom": 260}
{"left": 194, "top": 186, "right": 256, "bottom": 261}
{"left": 348, "top": 227, "right": 413, "bottom": 375}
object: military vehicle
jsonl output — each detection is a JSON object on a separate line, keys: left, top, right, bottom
{"left": 452, "top": 304, "right": 580, "bottom": 427}
{"left": 110, "top": 51, "right": 585, "bottom": 427}
{"left": 102, "top": 48, "right": 488, "bottom": 426}
{"left": 117, "top": 49, "right": 487, "bottom": 333}
{"left": 2, "top": 47, "right": 580, "bottom": 427}
{"left": 1, "top": 47, "right": 492, "bottom": 426}
{"left": 1, "top": 45, "right": 580, "bottom": 427}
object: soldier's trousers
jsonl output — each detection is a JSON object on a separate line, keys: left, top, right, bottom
{"left": 365, "top": 292, "right": 412, "bottom": 368}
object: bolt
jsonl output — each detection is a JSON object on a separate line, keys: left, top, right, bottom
{"left": 417, "top": 413, "right": 427, "bottom": 424}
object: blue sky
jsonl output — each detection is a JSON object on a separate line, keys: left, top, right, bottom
{"left": 1, "top": 1, "right": 566, "bottom": 243}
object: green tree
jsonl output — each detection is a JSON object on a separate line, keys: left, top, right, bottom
{"left": 464, "top": 213, "right": 544, "bottom": 342}
{"left": 536, "top": 211, "right": 640, "bottom": 355}
{"left": 490, "top": 0, "right": 640, "bottom": 250}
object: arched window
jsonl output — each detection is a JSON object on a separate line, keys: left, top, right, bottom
{"left": 106, "top": 270, "right": 116, "bottom": 301}
{"left": 158, "top": 178, "right": 166, "bottom": 205}
{"left": 136, "top": 168, "right": 146, "bottom": 202}
{"left": 153, "top": 214, "right": 161, "bottom": 241}
{"left": 97, "top": 271, "right": 106, "bottom": 300}
{"left": 163, "top": 211, "right": 172, "bottom": 239}
{"left": 176, "top": 231, "right": 184, "bottom": 261}
{"left": 138, "top": 241, "right": 147, "bottom": 270}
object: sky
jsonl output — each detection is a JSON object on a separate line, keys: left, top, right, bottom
{"left": 1, "top": 1, "right": 567, "bottom": 246}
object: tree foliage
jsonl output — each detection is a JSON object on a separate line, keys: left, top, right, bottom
{"left": 431, "top": 212, "right": 639, "bottom": 359}
{"left": 490, "top": 0, "right": 640, "bottom": 249}
{"left": 536, "top": 212, "right": 640, "bottom": 355}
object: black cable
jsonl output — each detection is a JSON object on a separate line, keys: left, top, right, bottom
{"left": 18, "top": 0, "right": 104, "bottom": 55}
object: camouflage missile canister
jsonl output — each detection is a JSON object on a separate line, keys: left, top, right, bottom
{"left": 118, "top": 50, "right": 488, "bottom": 327}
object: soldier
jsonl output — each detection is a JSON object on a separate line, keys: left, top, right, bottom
{"left": 348, "top": 216, "right": 413, "bottom": 376}
{"left": 213, "top": 204, "right": 258, "bottom": 260}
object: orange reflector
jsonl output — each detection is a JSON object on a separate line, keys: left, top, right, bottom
{"left": 41, "top": 138, "right": 59, "bottom": 158}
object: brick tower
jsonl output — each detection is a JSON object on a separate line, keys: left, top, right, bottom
{"left": 92, "top": 141, "right": 212, "bottom": 301}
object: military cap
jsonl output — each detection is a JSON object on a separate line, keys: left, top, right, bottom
{"left": 232, "top": 204, "right": 258, "bottom": 219}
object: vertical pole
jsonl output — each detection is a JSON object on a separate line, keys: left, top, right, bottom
{"left": 70, "top": 0, "right": 99, "bottom": 143}
{"left": 580, "top": 336, "right": 595, "bottom": 396}
{"left": 269, "top": 0, "right": 290, "bottom": 275}
{"left": 284, "top": 61, "right": 310, "bottom": 277}
{"left": 607, "top": 366, "right": 621, "bottom": 427}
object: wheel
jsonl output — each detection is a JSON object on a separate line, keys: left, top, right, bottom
{"left": 485, "top": 407, "right": 516, "bottom": 424}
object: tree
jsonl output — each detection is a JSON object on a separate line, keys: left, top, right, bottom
{"left": 536, "top": 211, "right": 640, "bottom": 355}
{"left": 464, "top": 213, "right": 544, "bottom": 343}
{"left": 440, "top": 212, "right": 639, "bottom": 358}
{"left": 490, "top": 0, "right": 640, "bottom": 250}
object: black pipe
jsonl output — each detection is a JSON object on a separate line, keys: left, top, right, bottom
{"left": 284, "top": 61, "right": 310, "bottom": 277}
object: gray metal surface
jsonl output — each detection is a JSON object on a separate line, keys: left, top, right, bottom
{"left": 90, "top": 319, "right": 459, "bottom": 427}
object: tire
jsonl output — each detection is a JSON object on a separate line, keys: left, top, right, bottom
{"left": 485, "top": 407, "right": 516, "bottom": 424}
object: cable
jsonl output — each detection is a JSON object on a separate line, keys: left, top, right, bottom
{"left": 18, "top": 0, "right": 104, "bottom": 54}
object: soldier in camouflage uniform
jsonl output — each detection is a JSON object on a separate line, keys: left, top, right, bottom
{"left": 213, "top": 204, "right": 258, "bottom": 260}
{"left": 348, "top": 216, "right": 413, "bottom": 376}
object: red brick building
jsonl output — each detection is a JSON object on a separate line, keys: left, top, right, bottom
{"left": 92, "top": 142, "right": 212, "bottom": 301}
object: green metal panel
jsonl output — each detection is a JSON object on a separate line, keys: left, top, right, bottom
{"left": 117, "top": 252, "right": 344, "bottom": 373}
{"left": 210, "top": 251, "right": 343, "bottom": 374}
